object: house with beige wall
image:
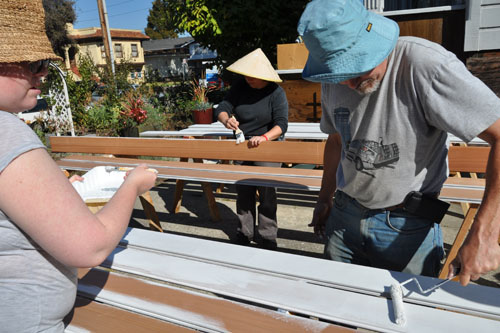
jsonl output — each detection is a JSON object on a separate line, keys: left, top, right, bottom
{"left": 64, "top": 23, "right": 150, "bottom": 84}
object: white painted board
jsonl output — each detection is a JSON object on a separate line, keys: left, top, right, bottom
{"left": 98, "top": 229, "right": 500, "bottom": 332}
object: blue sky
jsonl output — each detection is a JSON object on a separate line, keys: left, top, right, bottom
{"left": 73, "top": 0, "right": 154, "bottom": 32}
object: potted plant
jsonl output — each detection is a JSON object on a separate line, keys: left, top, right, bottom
{"left": 187, "top": 79, "right": 215, "bottom": 124}
{"left": 118, "top": 90, "right": 148, "bottom": 136}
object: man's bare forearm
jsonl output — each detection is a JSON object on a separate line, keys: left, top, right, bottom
{"left": 318, "top": 133, "right": 342, "bottom": 201}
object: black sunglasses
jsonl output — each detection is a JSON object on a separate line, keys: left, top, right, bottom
{"left": 29, "top": 59, "right": 50, "bottom": 74}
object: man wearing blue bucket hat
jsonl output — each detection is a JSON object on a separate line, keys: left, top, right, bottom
{"left": 298, "top": 0, "right": 500, "bottom": 285}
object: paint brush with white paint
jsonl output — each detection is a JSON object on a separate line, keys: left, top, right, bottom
{"left": 232, "top": 116, "right": 245, "bottom": 144}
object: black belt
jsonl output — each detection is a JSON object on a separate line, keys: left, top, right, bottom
{"left": 384, "top": 192, "right": 438, "bottom": 211}
{"left": 385, "top": 203, "right": 405, "bottom": 211}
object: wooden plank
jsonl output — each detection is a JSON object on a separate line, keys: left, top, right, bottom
{"left": 98, "top": 229, "right": 500, "bottom": 332}
{"left": 439, "top": 186, "right": 484, "bottom": 204}
{"left": 139, "top": 129, "right": 479, "bottom": 144}
{"left": 480, "top": 5, "right": 500, "bottom": 29}
{"left": 138, "top": 192, "right": 164, "bottom": 232}
{"left": 56, "top": 157, "right": 323, "bottom": 191}
{"left": 279, "top": 80, "right": 322, "bottom": 122}
{"left": 77, "top": 268, "right": 353, "bottom": 333}
{"left": 464, "top": 0, "right": 481, "bottom": 51}
{"left": 49, "top": 136, "right": 325, "bottom": 165}
{"left": 439, "top": 204, "right": 480, "bottom": 279}
{"left": 448, "top": 145, "right": 489, "bottom": 173}
{"left": 478, "top": 27, "right": 500, "bottom": 51}
{"left": 390, "top": 7, "right": 466, "bottom": 59}
{"left": 65, "top": 296, "right": 193, "bottom": 333}
{"left": 57, "top": 154, "right": 484, "bottom": 196}
{"left": 139, "top": 130, "right": 328, "bottom": 140}
{"left": 398, "top": 15, "right": 444, "bottom": 44}
{"left": 189, "top": 122, "right": 321, "bottom": 129}
{"left": 116, "top": 228, "right": 500, "bottom": 317}
{"left": 481, "top": 0, "right": 500, "bottom": 5}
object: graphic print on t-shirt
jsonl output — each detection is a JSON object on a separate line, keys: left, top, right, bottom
{"left": 334, "top": 107, "right": 400, "bottom": 172}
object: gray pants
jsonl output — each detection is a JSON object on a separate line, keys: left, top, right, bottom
{"left": 234, "top": 160, "right": 281, "bottom": 242}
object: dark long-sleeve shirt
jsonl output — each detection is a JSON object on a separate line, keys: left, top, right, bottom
{"left": 215, "top": 79, "right": 288, "bottom": 139}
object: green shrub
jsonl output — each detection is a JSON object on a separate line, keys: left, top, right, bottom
{"left": 138, "top": 103, "right": 169, "bottom": 132}
{"left": 85, "top": 104, "right": 120, "bottom": 136}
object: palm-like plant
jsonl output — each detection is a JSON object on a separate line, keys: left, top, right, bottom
{"left": 188, "top": 79, "right": 215, "bottom": 111}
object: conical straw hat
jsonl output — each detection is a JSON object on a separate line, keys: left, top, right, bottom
{"left": 0, "top": 0, "right": 61, "bottom": 63}
{"left": 227, "top": 48, "right": 282, "bottom": 83}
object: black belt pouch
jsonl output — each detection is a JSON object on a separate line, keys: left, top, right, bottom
{"left": 403, "top": 191, "right": 450, "bottom": 223}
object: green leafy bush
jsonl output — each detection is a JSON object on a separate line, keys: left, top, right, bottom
{"left": 85, "top": 104, "right": 120, "bottom": 136}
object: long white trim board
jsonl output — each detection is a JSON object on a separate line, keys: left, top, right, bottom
{"left": 96, "top": 228, "right": 500, "bottom": 332}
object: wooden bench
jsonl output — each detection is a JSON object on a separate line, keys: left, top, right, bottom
{"left": 64, "top": 227, "right": 500, "bottom": 332}
{"left": 438, "top": 145, "right": 493, "bottom": 279}
{"left": 50, "top": 136, "right": 491, "bottom": 274}
{"left": 49, "top": 136, "right": 325, "bottom": 225}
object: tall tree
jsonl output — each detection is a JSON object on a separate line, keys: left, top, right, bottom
{"left": 145, "top": 0, "right": 178, "bottom": 39}
{"left": 164, "top": 0, "right": 310, "bottom": 71}
{"left": 42, "top": 0, "right": 76, "bottom": 57}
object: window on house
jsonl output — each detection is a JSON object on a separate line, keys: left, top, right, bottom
{"left": 131, "top": 44, "right": 138, "bottom": 57}
{"left": 100, "top": 44, "right": 106, "bottom": 58}
{"left": 131, "top": 72, "right": 135, "bottom": 79}
{"left": 137, "top": 71, "right": 142, "bottom": 78}
{"left": 114, "top": 43, "right": 123, "bottom": 58}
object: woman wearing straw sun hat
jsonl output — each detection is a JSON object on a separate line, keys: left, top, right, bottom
{"left": 0, "top": 1, "right": 157, "bottom": 331}
{"left": 215, "top": 48, "right": 288, "bottom": 250}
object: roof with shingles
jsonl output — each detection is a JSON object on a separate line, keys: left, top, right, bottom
{"left": 69, "top": 29, "right": 150, "bottom": 41}
{"left": 142, "top": 37, "right": 195, "bottom": 52}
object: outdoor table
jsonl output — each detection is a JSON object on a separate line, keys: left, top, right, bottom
{"left": 140, "top": 123, "right": 487, "bottom": 144}
{"left": 140, "top": 122, "right": 328, "bottom": 140}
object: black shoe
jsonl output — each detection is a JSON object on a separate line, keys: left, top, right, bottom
{"left": 261, "top": 239, "right": 278, "bottom": 251}
{"left": 234, "top": 232, "right": 251, "bottom": 246}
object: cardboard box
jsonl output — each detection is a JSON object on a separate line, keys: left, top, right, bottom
{"left": 277, "top": 43, "right": 309, "bottom": 70}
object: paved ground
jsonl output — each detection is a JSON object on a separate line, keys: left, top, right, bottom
{"left": 130, "top": 179, "right": 500, "bottom": 289}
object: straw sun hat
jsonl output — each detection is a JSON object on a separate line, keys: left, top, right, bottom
{"left": 227, "top": 48, "right": 282, "bottom": 83}
{"left": 0, "top": 0, "right": 61, "bottom": 63}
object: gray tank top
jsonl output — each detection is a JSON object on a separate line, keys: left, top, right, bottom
{"left": 0, "top": 111, "right": 77, "bottom": 332}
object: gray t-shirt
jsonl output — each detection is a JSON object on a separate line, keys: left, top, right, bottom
{"left": 320, "top": 37, "right": 500, "bottom": 209}
{"left": 0, "top": 111, "right": 77, "bottom": 332}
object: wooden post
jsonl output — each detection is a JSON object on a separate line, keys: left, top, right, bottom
{"left": 96, "top": 0, "right": 115, "bottom": 75}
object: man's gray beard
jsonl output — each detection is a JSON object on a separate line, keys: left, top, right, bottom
{"left": 355, "top": 79, "right": 381, "bottom": 95}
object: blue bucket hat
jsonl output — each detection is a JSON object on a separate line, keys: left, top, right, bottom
{"left": 297, "top": 0, "right": 399, "bottom": 84}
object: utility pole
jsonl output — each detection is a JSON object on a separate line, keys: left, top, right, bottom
{"left": 97, "top": 0, "right": 115, "bottom": 75}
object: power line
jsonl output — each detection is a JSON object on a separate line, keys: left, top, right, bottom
{"left": 76, "top": 0, "right": 145, "bottom": 14}
{"left": 107, "top": 0, "right": 137, "bottom": 8}
{"left": 76, "top": 7, "right": 150, "bottom": 23}
{"left": 108, "top": 8, "right": 150, "bottom": 18}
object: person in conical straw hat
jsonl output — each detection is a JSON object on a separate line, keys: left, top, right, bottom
{"left": 215, "top": 48, "right": 288, "bottom": 251}
{"left": 0, "top": 1, "right": 157, "bottom": 331}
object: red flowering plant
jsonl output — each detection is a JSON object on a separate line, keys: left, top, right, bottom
{"left": 119, "top": 90, "right": 148, "bottom": 132}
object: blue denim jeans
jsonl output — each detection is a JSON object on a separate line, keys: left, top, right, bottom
{"left": 324, "top": 191, "right": 444, "bottom": 277}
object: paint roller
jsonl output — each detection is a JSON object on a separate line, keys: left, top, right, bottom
{"left": 232, "top": 116, "right": 245, "bottom": 144}
{"left": 390, "top": 266, "right": 461, "bottom": 326}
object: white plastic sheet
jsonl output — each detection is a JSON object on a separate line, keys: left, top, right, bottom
{"left": 71, "top": 166, "right": 125, "bottom": 201}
